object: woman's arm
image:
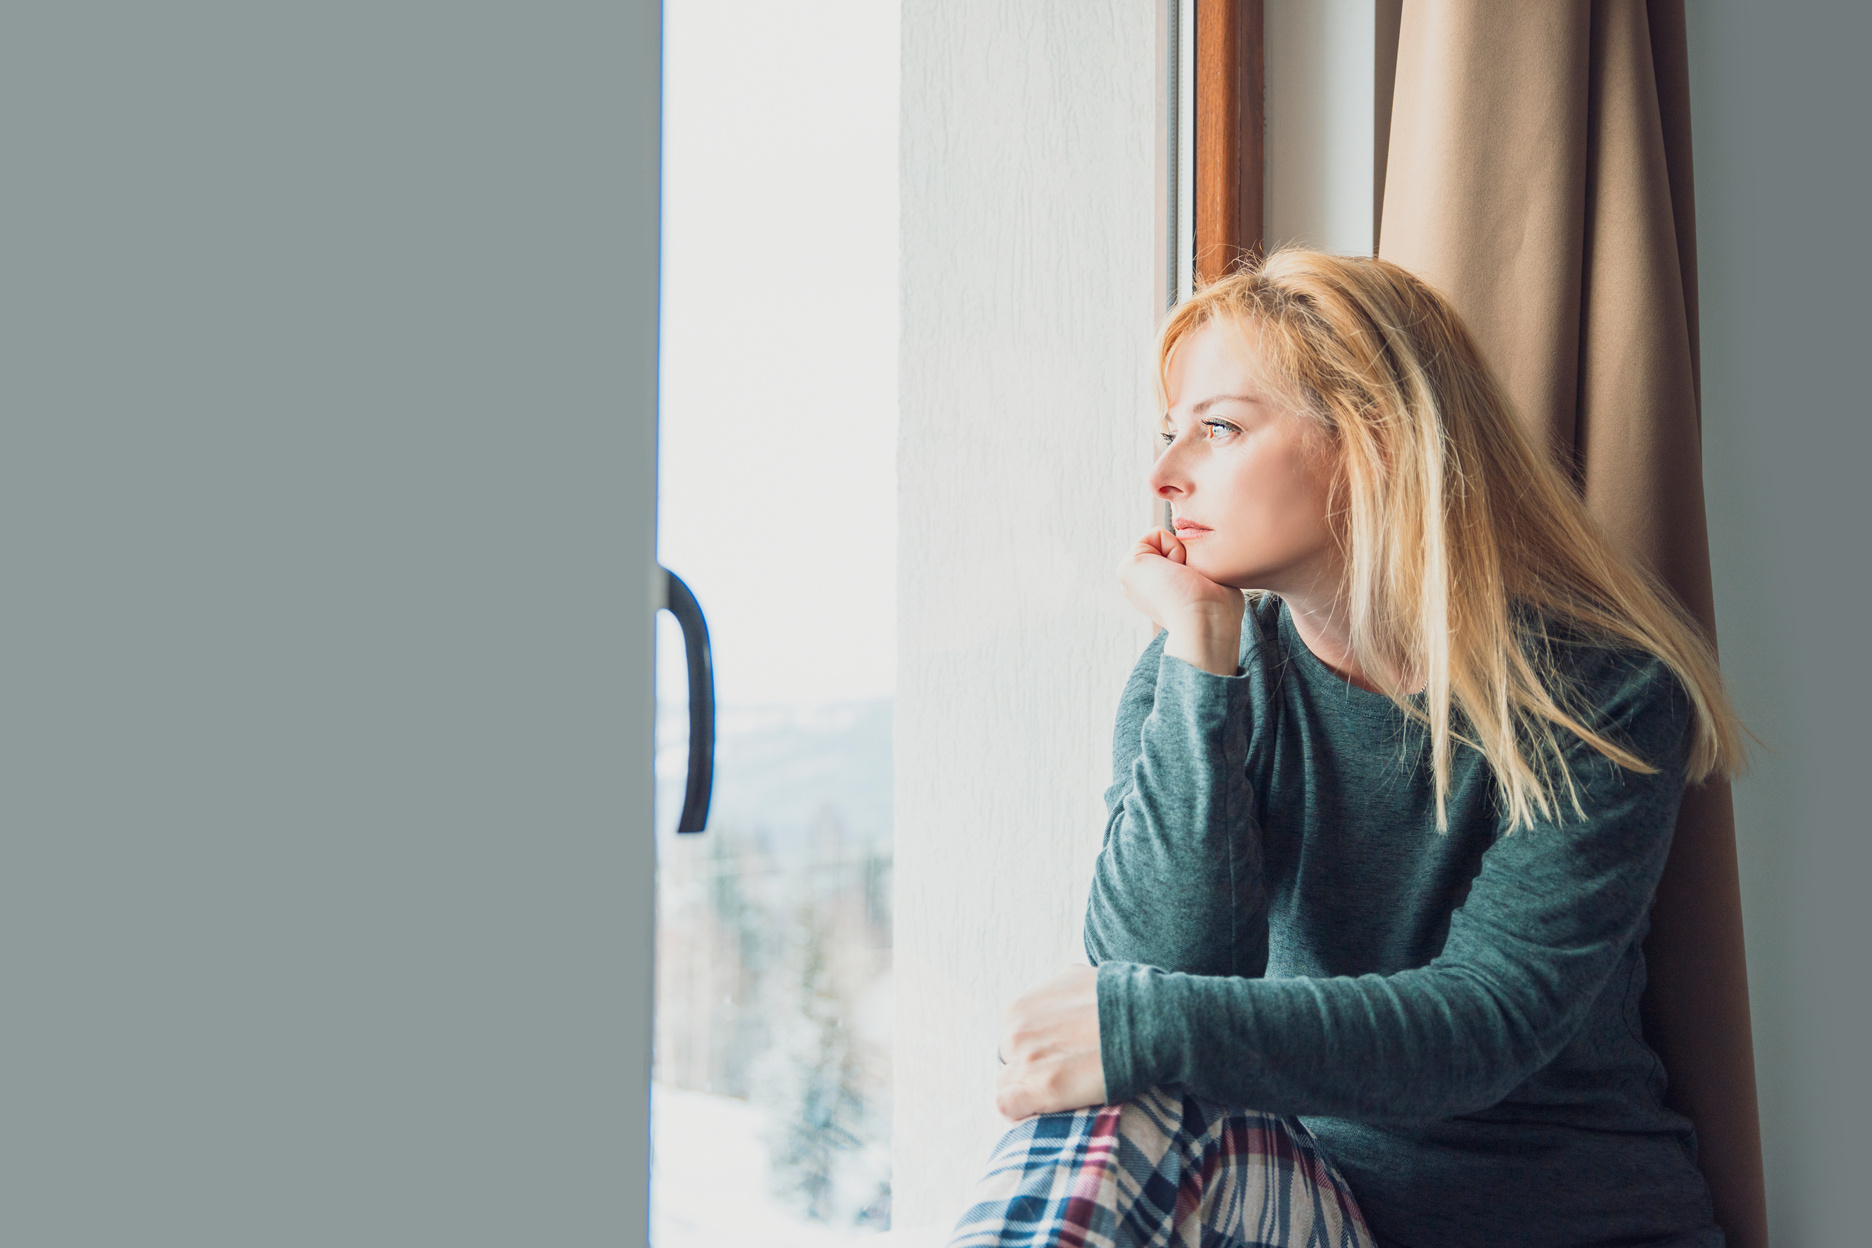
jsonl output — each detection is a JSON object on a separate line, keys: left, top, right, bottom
{"left": 1097, "top": 651, "right": 1694, "bottom": 1121}
{"left": 1083, "top": 622, "right": 1268, "bottom": 980}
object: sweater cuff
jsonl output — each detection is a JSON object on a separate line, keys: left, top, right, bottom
{"left": 1099, "top": 963, "right": 1262, "bottom": 1107}
{"left": 1097, "top": 960, "right": 1177, "bottom": 1105}
{"left": 1153, "top": 649, "right": 1250, "bottom": 690}
{"left": 1146, "top": 653, "right": 1254, "bottom": 772}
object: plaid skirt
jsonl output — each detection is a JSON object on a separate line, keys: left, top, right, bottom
{"left": 945, "top": 1085, "right": 1374, "bottom": 1248}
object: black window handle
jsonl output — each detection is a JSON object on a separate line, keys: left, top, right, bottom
{"left": 657, "top": 568, "right": 714, "bottom": 834}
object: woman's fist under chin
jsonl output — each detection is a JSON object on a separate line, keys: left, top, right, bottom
{"left": 1118, "top": 528, "right": 1246, "bottom": 631}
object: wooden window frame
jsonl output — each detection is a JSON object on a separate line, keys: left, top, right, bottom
{"left": 1193, "top": 0, "right": 1265, "bottom": 285}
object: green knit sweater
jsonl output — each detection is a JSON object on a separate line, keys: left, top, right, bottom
{"left": 1086, "top": 593, "right": 1723, "bottom": 1248}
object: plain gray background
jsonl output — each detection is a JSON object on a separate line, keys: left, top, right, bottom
{"left": 0, "top": 2, "right": 659, "bottom": 1243}
{"left": 1690, "top": 1, "right": 1872, "bottom": 1242}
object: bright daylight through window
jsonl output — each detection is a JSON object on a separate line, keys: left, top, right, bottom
{"left": 652, "top": 2, "right": 900, "bottom": 1244}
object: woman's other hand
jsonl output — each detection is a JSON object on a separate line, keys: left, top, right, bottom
{"left": 1118, "top": 529, "right": 1244, "bottom": 676}
{"left": 994, "top": 965, "right": 1106, "bottom": 1121}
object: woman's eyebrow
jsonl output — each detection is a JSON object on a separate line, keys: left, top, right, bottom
{"left": 1190, "top": 393, "right": 1261, "bottom": 415}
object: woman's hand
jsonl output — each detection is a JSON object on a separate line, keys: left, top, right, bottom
{"left": 994, "top": 965, "right": 1106, "bottom": 1121}
{"left": 1118, "top": 529, "right": 1244, "bottom": 676}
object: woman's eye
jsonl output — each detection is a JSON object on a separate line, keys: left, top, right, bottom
{"left": 1159, "top": 421, "right": 1238, "bottom": 448}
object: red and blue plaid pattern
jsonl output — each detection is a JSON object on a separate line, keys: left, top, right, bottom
{"left": 946, "top": 1085, "right": 1373, "bottom": 1248}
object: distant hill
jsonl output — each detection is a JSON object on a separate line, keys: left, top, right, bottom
{"left": 654, "top": 697, "right": 893, "bottom": 850}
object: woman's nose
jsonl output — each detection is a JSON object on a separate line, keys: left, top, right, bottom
{"left": 1148, "top": 442, "right": 1188, "bottom": 499}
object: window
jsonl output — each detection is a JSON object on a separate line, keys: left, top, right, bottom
{"left": 651, "top": 2, "right": 900, "bottom": 1243}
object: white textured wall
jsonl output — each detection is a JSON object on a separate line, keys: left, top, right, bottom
{"left": 1264, "top": 0, "right": 1376, "bottom": 254}
{"left": 896, "top": 1, "right": 1160, "bottom": 1229}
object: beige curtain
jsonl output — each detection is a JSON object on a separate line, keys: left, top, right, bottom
{"left": 1376, "top": 3, "right": 1766, "bottom": 1245}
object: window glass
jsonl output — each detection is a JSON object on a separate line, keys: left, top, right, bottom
{"left": 653, "top": 2, "right": 898, "bottom": 1242}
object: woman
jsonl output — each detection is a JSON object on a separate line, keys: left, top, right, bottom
{"left": 947, "top": 251, "right": 1744, "bottom": 1248}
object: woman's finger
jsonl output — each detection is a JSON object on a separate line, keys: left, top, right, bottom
{"left": 995, "top": 1084, "right": 1037, "bottom": 1122}
{"left": 993, "top": 1050, "right": 1106, "bottom": 1122}
{"left": 1137, "top": 527, "right": 1187, "bottom": 564}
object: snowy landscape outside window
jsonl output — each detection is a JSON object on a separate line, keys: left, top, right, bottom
{"left": 652, "top": 2, "right": 900, "bottom": 1244}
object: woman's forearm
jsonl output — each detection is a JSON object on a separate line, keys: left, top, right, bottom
{"left": 1084, "top": 648, "right": 1268, "bottom": 979}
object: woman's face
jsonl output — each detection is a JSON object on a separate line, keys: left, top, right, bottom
{"left": 1151, "top": 319, "right": 1341, "bottom": 595}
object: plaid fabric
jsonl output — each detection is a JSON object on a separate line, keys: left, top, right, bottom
{"left": 946, "top": 1085, "right": 1373, "bottom": 1248}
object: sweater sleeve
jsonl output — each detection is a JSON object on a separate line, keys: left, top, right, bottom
{"left": 1083, "top": 627, "right": 1268, "bottom": 981}
{"left": 1096, "top": 650, "right": 1694, "bottom": 1120}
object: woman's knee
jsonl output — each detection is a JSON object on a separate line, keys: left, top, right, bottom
{"left": 949, "top": 1088, "right": 1372, "bottom": 1248}
{"left": 1095, "top": 1086, "right": 1373, "bottom": 1248}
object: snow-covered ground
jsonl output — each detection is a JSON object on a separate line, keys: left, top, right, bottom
{"left": 651, "top": 1083, "right": 944, "bottom": 1248}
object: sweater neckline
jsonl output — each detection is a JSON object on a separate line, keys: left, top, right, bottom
{"left": 1274, "top": 598, "right": 1424, "bottom": 709}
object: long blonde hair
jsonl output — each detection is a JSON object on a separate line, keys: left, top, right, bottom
{"left": 1160, "top": 250, "right": 1746, "bottom": 831}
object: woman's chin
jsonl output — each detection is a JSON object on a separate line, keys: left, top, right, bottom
{"left": 1180, "top": 548, "right": 1226, "bottom": 579}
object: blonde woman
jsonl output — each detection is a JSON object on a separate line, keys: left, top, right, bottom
{"left": 947, "top": 252, "right": 1743, "bottom": 1248}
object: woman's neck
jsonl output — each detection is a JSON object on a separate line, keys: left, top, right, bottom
{"left": 1280, "top": 588, "right": 1419, "bottom": 697}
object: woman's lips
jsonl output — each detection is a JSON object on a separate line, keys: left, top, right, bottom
{"left": 1173, "top": 522, "right": 1212, "bottom": 538}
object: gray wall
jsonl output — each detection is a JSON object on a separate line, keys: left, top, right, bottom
{"left": 0, "top": 3, "right": 661, "bottom": 1243}
{"left": 1689, "top": 3, "right": 1872, "bottom": 1243}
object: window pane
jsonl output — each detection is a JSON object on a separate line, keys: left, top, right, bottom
{"left": 653, "top": 1, "right": 898, "bottom": 1242}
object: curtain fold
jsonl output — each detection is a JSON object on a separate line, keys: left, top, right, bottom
{"left": 1376, "top": 4, "right": 1766, "bottom": 1246}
